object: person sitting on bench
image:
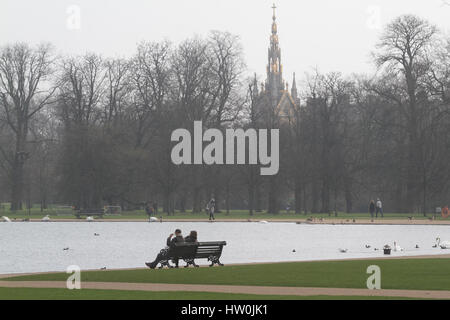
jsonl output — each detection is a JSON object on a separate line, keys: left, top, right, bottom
{"left": 185, "top": 230, "right": 198, "bottom": 243}
{"left": 146, "top": 229, "right": 185, "bottom": 269}
{"left": 181, "top": 230, "right": 199, "bottom": 267}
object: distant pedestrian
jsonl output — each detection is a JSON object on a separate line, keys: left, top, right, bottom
{"left": 376, "top": 198, "right": 383, "bottom": 218}
{"left": 145, "top": 202, "right": 154, "bottom": 219}
{"left": 206, "top": 198, "right": 216, "bottom": 221}
{"left": 369, "top": 200, "right": 375, "bottom": 218}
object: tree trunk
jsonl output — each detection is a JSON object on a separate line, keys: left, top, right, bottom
{"left": 294, "top": 179, "right": 302, "bottom": 214}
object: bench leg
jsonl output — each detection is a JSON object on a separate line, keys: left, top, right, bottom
{"left": 158, "top": 260, "right": 173, "bottom": 269}
{"left": 183, "top": 259, "right": 199, "bottom": 268}
{"left": 208, "top": 256, "right": 224, "bottom": 267}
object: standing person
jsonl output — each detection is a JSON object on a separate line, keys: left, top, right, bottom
{"left": 369, "top": 200, "right": 375, "bottom": 218}
{"left": 145, "top": 229, "right": 184, "bottom": 269}
{"left": 145, "top": 202, "right": 154, "bottom": 220}
{"left": 376, "top": 198, "right": 383, "bottom": 218}
{"left": 206, "top": 198, "right": 216, "bottom": 221}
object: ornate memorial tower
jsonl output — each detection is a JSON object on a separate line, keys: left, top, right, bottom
{"left": 261, "top": 4, "right": 299, "bottom": 121}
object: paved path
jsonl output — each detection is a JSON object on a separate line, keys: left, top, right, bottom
{"left": 0, "top": 281, "right": 449, "bottom": 299}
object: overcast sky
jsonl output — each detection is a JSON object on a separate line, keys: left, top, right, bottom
{"left": 1, "top": 0, "right": 449, "bottom": 83}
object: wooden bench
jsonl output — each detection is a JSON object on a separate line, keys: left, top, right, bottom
{"left": 75, "top": 209, "right": 104, "bottom": 219}
{"left": 158, "top": 241, "right": 227, "bottom": 268}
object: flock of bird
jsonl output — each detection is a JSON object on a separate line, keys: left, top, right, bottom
{"left": 3, "top": 215, "right": 450, "bottom": 257}
{"left": 337, "top": 237, "right": 450, "bottom": 254}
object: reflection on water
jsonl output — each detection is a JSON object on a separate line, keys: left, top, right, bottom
{"left": 0, "top": 222, "right": 449, "bottom": 274}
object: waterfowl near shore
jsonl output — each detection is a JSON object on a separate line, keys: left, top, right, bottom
{"left": 435, "top": 237, "right": 450, "bottom": 249}
{"left": 393, "top": 242, "right": 403, "bottom": 252}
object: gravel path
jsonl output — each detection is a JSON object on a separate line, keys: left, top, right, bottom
{"left": 0, "top": 281, "right": 449, "bottom": 299}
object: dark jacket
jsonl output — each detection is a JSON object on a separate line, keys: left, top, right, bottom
{"left": 167, "top": 235, "right": 184, "bottom": 247}
{"left": 185, "top": 235, "right": 198, "bottom": 243}
{"left": 369, "top": 202, "right": 375, "bottom": 213}
{"left": 145, "top": 205, "right": 154, "bottom": 216}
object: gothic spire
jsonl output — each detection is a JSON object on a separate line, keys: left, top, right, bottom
{"left": 266, "top": 3, "right": 283, "bottom": 97}
{"left": 291, "top": 72, "right": 298, "bottom": 99}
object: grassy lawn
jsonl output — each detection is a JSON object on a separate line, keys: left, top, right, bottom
{"left": 0, "top": 288, "right": 426, "bottom": 300}
{"left": 6, "top": 259, "right": 450, "bottom": 291}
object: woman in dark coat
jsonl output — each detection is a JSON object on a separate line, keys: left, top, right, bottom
{"left": 369, "top": 200, "right": 375, "bottom": 218}
{"left": 185, "top": 231, "right": 198, "bottom": 243}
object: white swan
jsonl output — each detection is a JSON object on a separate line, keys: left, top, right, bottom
{"left": 149, "top": 217, "right": 158, "bottom": 222}
{"left": 441, "top": 241, "right": 450, "bottom": 249}
{"left": 393, "top": 242, "right": 403, "bottom": 252}
{"left": 86, "top": 216, "right": 94, "bottom": 222}
{"left": 435, "top": 237, "right": 450, "bottom": 249}
{"left": 1, "top": 216, "right": 11, "bottom": 222}
{"left": 41, "top": 215, "right": 50, "bottom": 222}
{"left": 259, "top": 220, "right": 269, "bottom": 224}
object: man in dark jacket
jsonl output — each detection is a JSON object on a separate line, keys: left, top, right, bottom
{"left": 146, "top": 229, "right": 185, "bottom": 269}
{"left": 167, "top": 229, "right": 184, "bottom": 247}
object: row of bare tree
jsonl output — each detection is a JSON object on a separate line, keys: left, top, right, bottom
{"left": 0, "top": 15, "right": 449, "bottom": 215}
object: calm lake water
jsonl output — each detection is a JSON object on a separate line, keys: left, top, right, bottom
{"left": 0, "top": 222, "right": 449, "bottom": 274}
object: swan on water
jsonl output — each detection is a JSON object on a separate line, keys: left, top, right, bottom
{"left": 441, "top": 242, "right": 450, "bottom": 249}
{"left": 86, "top": 216, "right": 94, "bottom": 222}
{"left": 149, "top": 217, "right": 158, "bottom": 222}
{"left": 393, "top": 242, "right": 403, "bottom": 252}
{"left": 1, "top": 216, "right": 11, "bottom": 222}
{"left": 259, "top": 220, "right": 269, "bottom": 224}
{"left": 41, "top": 215, "right": 50, "bottom": 222}
{"left": 435, "top": 237, "right": 450, "bottom": 249}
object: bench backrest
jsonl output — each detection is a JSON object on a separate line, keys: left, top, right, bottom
{"left": 169, "top": 243, "right": 198, "bottom": 259}
{"left": 194, "top": 241, "right": 226, "bottom": 259}
{"left": 169, "top": 241, "right": 226, "bottom": 259}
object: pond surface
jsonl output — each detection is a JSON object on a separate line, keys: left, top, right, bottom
{"left": 0, "top": 222, "right": 449, "bottom": 274}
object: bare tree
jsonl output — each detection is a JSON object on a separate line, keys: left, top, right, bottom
{"left": 374, "top": 14, "right": 438, "bottom": 212}
{"left": 0, "top": 43, "right": 56, "bottom": 210}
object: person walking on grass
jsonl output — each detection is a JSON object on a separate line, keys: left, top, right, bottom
{"left": 206, "top": 198, "right": 216, "bottom": 221}
{"left": 376, "top": 198, "right": 383, "bottom": 218}
{"left": 369, "top": 200, "right": 376, "bottom": 218}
